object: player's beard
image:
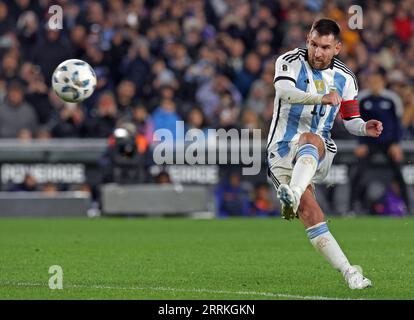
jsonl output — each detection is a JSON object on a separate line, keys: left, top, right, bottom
{"left": 310, "top": 58, "right": 330, "bottom": 70}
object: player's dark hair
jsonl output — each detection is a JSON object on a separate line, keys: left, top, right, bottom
{"left": 310, "top": 19, "right": 341, "bottom": 41}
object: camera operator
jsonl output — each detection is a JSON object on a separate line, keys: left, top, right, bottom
{"left": 101, "top": 122, "right": 150, "bottom": 184}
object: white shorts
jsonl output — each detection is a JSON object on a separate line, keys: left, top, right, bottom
{"left": 267, "top": 138, "right": 336, "bottom": 191}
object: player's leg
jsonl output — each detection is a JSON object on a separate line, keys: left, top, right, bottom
{"left": 299, "top": 186, "right": 372, "bottom": 289}
{"left": 290, "top": 133, "right": 325, "bottom": 197}
{"left": 277, "top": 133, "right": 325, "bottom": 219}
{"left": 300, "top": 186, "right": 350, "bottom": 271}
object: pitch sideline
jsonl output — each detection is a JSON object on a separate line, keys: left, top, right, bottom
{"left": 0, "top": 280, "right": 366, "bottom": 300}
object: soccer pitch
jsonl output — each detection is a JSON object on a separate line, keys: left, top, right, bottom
{"left": 0, "top": 217, "right": 413, "bottom": 300}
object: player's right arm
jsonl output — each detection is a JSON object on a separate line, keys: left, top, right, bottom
{"left": 274, "top": 53, "right": 337, "bottom": 105}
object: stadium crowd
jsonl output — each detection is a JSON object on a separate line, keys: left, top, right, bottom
{"left": 0, "top": 0, "right": 413, "bottom": 216}
{"left": 0, "top": 0, "right": 413, "bottom": 141}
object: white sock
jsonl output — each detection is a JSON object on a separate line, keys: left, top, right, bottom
{"left": 290, "top": 144, "right": 319, "bottom": 198}
{"left": 307, "top": 222, "right": 351, "bottom": 274}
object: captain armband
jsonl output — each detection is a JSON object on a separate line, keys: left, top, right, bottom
{"left": 339, "top": 100, "right": 360, "bottom": 120}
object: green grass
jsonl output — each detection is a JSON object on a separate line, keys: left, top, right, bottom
{"left": 0, "top": 216, "right": 413, "bottom": 300}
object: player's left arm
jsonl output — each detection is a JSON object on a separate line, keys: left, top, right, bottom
{"left": 340, "top": 78, "right": 383, "bottom": 138}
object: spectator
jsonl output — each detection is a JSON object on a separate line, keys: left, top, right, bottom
{"left": 400, "top": 84, "right": 414, "bottom": 139}
{"left": 49, "top": 103, "right": 85, "bottom": 138}
{"left": 36, "top": 126, "right": 51, "bottom": 140}
{"left": 20, "top": 62, "right": 53, "bottom": 124}
{"left": 216, "top": 91, "right": 240, "bottom": 130}
{"left": 376, "top": 180, "right": 408, "bottom": 217}
{"left": 31, "top": 29, "right": 72, "bottom": 85}
{"left": 11, "top": 174, "right": 38, "bottom": 192}
{"left": 69, "top": 25, "right": 88, "bottom": 60}
{"left": 185, "top": 106, "right": 208, "bottom": 136}
{"left": 84, "top": 43, "right": 106, "bottom": 71}
{"left": 149, "top": 58, "right": 179, "bottom": 95}
{"left": 7, "top": 0, "right": 42, "bottom": 22}
{"left": 349, "top": 71, "right": 410, "bottom": 214}
{"left": 79, "top": 1, "right": 106, "bottom": 30}
{"left": 168, "top": 42, "right": 192, "bottom": 76}
{"left": 83, "top": 66, "right": 114, "bottom": 116}
{"left": 240, "top": 108, "right": 263, "bottom": 131}
{"left": 1, "top": 50, "right": 20, "bottom": 82}
{"left": 85, "top": 92, "right": 119, "bottom": 138}
{"left": 393, "top": 6, "right": 412, "bottom": 44}
{"left": 255, "top": 41, "right": 273, "bottom": 62}
{"left": 234, "top": 51, "right": 261, "bottom": 98}
{"left": 384, "top": 180, "right": 408, "bottom": 217}
{"left": 119, "top": 38, "right": 150, "bottom": 94}
{"left": 245, "top": 60, "right": 274, "bottom": 116}
{"left": 149, "top": 84, "right": 187, "bottom": 116}
{"left": 41, "top": 183, "right": 59, "bottom": 195}
{"left": 156, "top": 171, "right": 172, "bottom": 184}
{"left": 16, "top": 10, "right": 39, "bottom": 55}
{"left": 0, "top": 77, "right": 6, "bottom": 102}
{"left": 106, "top": 28, "right": 131, "bottom": 85}
{"left": 152, "top": 98, "right": 183, "bottom": 141}
{"left": 196, "top": 72, "right": 242, "bottom": 123}
{"left": 0, "top": 81, "right": 38, "bottom": 138}
{"left": 115, "top": 79, "right": 137, "bottom": 115}
{"left": 225, "top": 38, "right": 245, "bottom": 73}
{"left": 250, "top": 183, "right": 279, "bottom": 217}
{"left": 215, "top": 171, "right": 250, "bottom": 217}
{"left": 18, "top": 128, "right": 32, "bottom": 141}
{"left": 129, "top": 103, "right": 154, "bottom": 147}
{"left": 0, "top": 2, "right": 14, "bottom": 36}
{"left": 183, "top": 46, "right": 216, "bottom": 86}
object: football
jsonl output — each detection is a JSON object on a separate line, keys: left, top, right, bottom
{"left": 52, "top": 59, "right": 97, "bottom": 103}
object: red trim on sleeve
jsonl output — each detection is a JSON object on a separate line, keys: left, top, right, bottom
{"left": 339, "top": 100, "right": 360, "bottom": 119}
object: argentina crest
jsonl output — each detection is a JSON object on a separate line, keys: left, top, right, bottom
{"left": 314, "top": 79, "right": 325, "bottom": 94}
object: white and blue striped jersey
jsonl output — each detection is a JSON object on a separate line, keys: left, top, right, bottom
{"left": 267, "top": 47, "right": 358, "bottom": 158}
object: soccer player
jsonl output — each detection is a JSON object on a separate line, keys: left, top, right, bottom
{"left": 267, "top": 19, "right": 383, "bottom": 289}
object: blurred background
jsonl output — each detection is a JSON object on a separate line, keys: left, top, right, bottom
{"left": 0, "top": 0, "right": 413, "bottom": 218}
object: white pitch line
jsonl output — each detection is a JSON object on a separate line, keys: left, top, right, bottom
{"left": 0, "top": 280, "right": 365, "bottom": 300}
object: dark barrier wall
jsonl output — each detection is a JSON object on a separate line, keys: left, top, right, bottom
{"left": 0, "top": 139, "right": 413, "bottom": 215}
{"left": 0, "top": 192, "right": 91, "bottom": 217}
